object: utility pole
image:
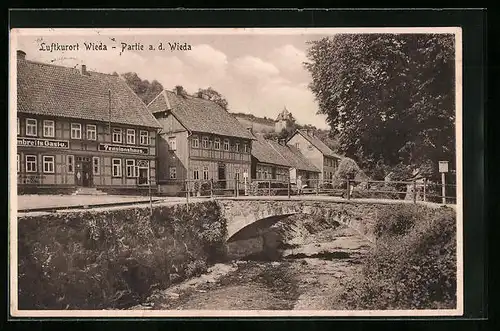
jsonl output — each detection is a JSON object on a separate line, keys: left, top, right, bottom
{"left": 149, "top": 174, "right": 153, "bottom": 216}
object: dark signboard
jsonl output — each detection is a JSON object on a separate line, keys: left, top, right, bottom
{"left": 17, "top": 137, "right": 69, "bottom": 149}
{"left": 98, "top": 143, "right": 149, "bottom": 155}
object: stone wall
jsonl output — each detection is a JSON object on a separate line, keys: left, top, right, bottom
{"left": 17, "top": 200, "right": 227, "bottom": 310}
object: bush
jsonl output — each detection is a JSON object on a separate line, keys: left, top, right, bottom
{"left": 373, "top": 204, "right": 434, "bottom": 238}
{"left": 340, "top": 205, "right": 457, "bottom": 310}
{"left": 351, "top": 183, "right": 401, "bottom": 200}
{"left": 335, "top": 157, "right": 361, "bottom": 181}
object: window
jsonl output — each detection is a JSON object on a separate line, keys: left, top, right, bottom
{"left": 26, "top": 118, "right": 37, "bottom": 136}
{"left": 168, "top": 137, "right": 176, "bottom": 151}
{"left": 112, "top": 158, "right": 122, "bottom": 177}
{"left": 223, "top": 139, "right": 230, "bottom": 151}
{"left": 87, "top": 124, "right": 97, "bottom": 140}
{"left": 257, "top": 168, "right": 262, "bottom": 179}
{"left": 43, "top": 120, "right": 55, "bottom": 137}
{"left": 193, "top": 167, "right": 199, "bottom": 180}
{"left": 140, "top": 130, "right": 149, "bottom": 145}
{"left": 67, "top": 155, "right": 74, "bottom": 173}
{"left": 235, "top": 168, "right": 240, "bottom": 180}
{"left": 71, "top": 123, "right": 82, "bottom": 139}
{"left": 202, "top": 136, "right": 209, "bottom": 149}
{"left": 126, "top": 159, "right": 136, "bottom": 178}
{"left": 214, "top": 138, "right": 220, "bottom": 150}
{"left": 295, "top": 142, "right": 300, "bottom": 149}
{"left": 26, "top": 155, "right": 37, "bottom": 172}
{"left": 92, "top": 157, "right": 100, "bottom": 175}
{"left": 17, "top": 154, "right": 20, "bottom": 172}
{"left": 17, "top": 118, "right": 19, "bottom": 136}
{"left": 169, "top": 167, "right": 177, "bottom": 179}
{"left": 192, "top": 135, "right": 199, "bottom": 148}
{"left": 203, "top": 166, "right": 209, "bottom": 180}
{"left": 264, "top": 170, "right": 268, "bottom": 179}
{"left": 244, "top": 143, "right": 249, "bottom": 153}
{"left": 235, "top": 142, "right": 240, "bottom": 152}
{"left": 127, "top": 129, "right": 136, "bottom": 145}
{"left": 112, "top": 128, "right": 122, "bottom": 143}
{"left": 43, "top": 155, "right": 55, "bottom": 173}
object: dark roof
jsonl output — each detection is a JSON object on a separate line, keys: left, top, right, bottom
{"left": 148, "top": 90, "right": 254, "bottom": 140}
{"left": 17, "top": 59, "right": 161, "bottom": 128}
{"left": 292, "top": 129, "right": 343, "bottom": 159}
{"left": 266, "top": 139, "right": 320, "bottom": 173}
{"left": 251, "top": 134, "right": 320, "bottom": 173}
{"left": 251, "top": 134, "right": 289, "bottom": 167}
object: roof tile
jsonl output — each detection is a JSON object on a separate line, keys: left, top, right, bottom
{"left": 17, "top": 59, "right": 161, "bottom": 128}
{"left": 294, "top": 129, "right": 343, "bottom": 159}
{"left": 251, "top": 133, "right": 320, "bottom": 173}
{"left": 148, "top": 90, "right": 254, "bottom": 140}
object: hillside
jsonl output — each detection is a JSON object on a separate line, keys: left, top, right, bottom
{"left": 232, "top": 113, "right": 275, "bottom": 133}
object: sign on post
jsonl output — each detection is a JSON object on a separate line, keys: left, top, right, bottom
{"left": 243, "top": 171, "right": 248, "bottom": 196}
{"left": 438, "top": 161, "right": 449, "bottom": 173}
{"left": 438, "top": 161, "right": 449, "bottom": 204}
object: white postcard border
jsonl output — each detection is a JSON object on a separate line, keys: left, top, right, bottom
{"left": 9, "top": 26, "right": 464, "bottom": 318}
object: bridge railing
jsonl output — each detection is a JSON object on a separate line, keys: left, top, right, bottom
{"left": 170, "top": 177, "right": 457, "bottom": 205}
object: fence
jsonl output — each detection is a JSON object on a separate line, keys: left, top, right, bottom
{"left": 160, "top": 177, "right": 457, "bottom": 205}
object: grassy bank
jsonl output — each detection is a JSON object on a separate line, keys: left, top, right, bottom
{"left": 18, "top": 201, "right": 227, "bottom": 310}
{"left": 337, "top": 204, "right": 457, "bottom": 310}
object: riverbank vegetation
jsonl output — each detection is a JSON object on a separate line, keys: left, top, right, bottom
{"left": 18, "top": 201, "right": 227, "bottom": 309}
{"left": 338, "top": 204, "right": 457, "bottom": 309}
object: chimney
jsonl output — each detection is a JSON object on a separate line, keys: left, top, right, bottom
{"left": 175, "top": 86, "right": 183, "bottom": 96}
{"left": 17, "top": 50, "right": 26, "bottom": 60}
{"left": 80, "top": 64, "right": 87, "bottom": 76}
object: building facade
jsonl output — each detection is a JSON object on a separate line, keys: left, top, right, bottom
{"left": 16, "top": 50, "right": 161, "bottom": 194}
{"left": 148, "top": 88, "right": 254, "bottom": 195}
{"left": 287, "top": 129, "right": 342, "bottom": 183}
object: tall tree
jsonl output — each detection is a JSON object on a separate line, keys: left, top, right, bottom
{"left": 304, "top": 34, "right": 455, "bottom": 180}
{"left": 197, "top": 87, "right": 229, "bottom": 110}
{"left": 122, "top": 72, "right": 164, "bottom": 105}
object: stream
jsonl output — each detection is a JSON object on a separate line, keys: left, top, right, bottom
{"left": 129, "top": 215, "right": 372, "bottom": 310}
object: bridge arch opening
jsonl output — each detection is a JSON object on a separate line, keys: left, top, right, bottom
{"left": 226, "top": 213, "right": 298, "bottom": 243}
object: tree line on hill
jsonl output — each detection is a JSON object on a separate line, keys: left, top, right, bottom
{"left": 119, "top": 72, "right": 229, "bottom": 110}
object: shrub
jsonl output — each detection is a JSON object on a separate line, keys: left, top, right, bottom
{"left": 351, "top": 183, "right": 400, "bottom": 200}
{"left": 18, "top": 201, "right": 228, "bottom": 310}
{"left": 340, "top": 205, "right": 457, "bottom": 310}
{"left": 334, "top": 157, "right": 361, "bottom": 181}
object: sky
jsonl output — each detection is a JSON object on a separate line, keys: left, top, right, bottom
{"left": 15, "top": 29, "right": 334, "bottom": 129}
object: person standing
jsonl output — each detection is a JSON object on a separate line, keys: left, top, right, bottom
{"left": 296, "top": 175, "right": 302, "bottom": 195}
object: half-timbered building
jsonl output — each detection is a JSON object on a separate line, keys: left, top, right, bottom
{"left": 16, "top": 50, "right": 161, "bottom": 194}
{"left": 148, "top": 87, "right": 254, "bottom": 195}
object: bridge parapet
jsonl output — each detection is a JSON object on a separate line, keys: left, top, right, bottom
{"left": 217, "top": 199, "right": 381, "bottom": 243}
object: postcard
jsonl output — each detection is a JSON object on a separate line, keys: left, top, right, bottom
{"left": 10, "top": 27, "right": 463, "bottom": 318}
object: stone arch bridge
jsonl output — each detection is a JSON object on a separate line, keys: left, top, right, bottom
{"left": 216, "top": 198, "right": 389, "bottom": 244}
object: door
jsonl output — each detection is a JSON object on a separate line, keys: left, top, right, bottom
{"left": 82, "top": 162, "right": 92, "bottom": 187}
{"left": 218, "top": 163, "right": 226, "bottom": 188}
{"left": 138, "top": 168, "right": 149, "bottom": 185}
{"left": 75, "top": 156, "right": 92, "bottom": 187}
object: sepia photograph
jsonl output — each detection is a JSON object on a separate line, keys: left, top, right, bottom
{"left": 9, "top": 27, "right": 462, "bottom": 317}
